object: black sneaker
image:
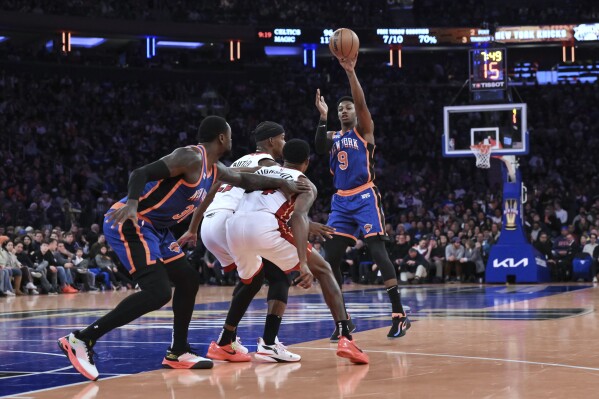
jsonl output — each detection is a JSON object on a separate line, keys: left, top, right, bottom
{"left": 387, "top": 314, "right": 411, "bottom": 339}
{"left": 330, "top": 317, "right": 356, "bottom": 342}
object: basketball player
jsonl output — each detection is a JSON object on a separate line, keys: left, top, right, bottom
{"left": 57, "top": 116, "right": 310, "bottom": 381}
{"left": 206, "top": 139, "right": 369, "bottom": 364}
{"left": 178, "top": 121, "right": 335, "bottom": 362}
{"left": 314, "top": 54, "right": 411, "bottom": 339}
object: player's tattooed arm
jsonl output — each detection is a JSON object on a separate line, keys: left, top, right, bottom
{"left": 290, "top": 177, "right": 317, "bottom": 288}
{"left": 314, "top": 88, "right": 334, "bottom": 155}
{"left": 106, "top": 147, "right": 200, "bottom": 227}
{"left": 215, "top": 163, "right": 311, "bottom": 197}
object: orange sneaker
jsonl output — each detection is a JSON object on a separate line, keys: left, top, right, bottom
{"left": 206, "top": 341, "right": 251, "bottom": 362}
{"left": 62, "top": 285, "right": 79, "bottom": 294}
{"left": 336, "top": 337, "right": 369, "bottom": 364}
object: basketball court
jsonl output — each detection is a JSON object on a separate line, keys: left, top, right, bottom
{"left": 2, "top": 283, "right": 599, "bottom": 398}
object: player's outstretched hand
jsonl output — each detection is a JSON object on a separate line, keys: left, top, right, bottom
{"left": 280, "top": 179, "right": 311, "bottom": 199}
{"left": 105, "top": 204, "right": 138, "bottom": 229}
{"left": 293, "top": 262, "right": 314, "bottom": 289}
{"left": 315, "top": 88, "right": 328, "bottom": 119}
{"left": 338, "top": 53, "right": 358, "bottom": 72}
{"left": 309, "top": 222, "right": 335, "bottom": 241}
{"left": 177, "top": 230, "right": 198, "bottom": 248}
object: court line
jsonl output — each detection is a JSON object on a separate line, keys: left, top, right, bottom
{"left": 294, "top": 346, "right": 599, "bottom": 372}
{"left": 0, "top": 375, "right": 124, "bottom": 399}
{"left": 0, "top": 367, "right": 72, "bottom": 381}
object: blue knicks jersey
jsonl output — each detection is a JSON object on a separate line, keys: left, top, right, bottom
{"left": 116, "top": 145, "right": 217, "bottom": 229}
{"left": 329, "top": 127, "right": 376, "bottom": 191}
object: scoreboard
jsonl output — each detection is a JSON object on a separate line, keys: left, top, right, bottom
{"left": 469, "top": 48, "right": 507, "bottom": 91}
{"left": 256, "top": 27, "right": 494, "bottom": 46}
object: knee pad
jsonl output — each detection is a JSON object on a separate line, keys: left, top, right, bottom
{"left": 266, "top": 280, "right": 289, "bottom": 304}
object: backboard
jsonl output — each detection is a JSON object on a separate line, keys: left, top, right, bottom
{"left": 442, "top": 103, "right": 528, "bottom": 157}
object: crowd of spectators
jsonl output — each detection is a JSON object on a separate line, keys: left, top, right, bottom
{"left": 413, "top": 0, "right": 599, "bottom": 27}
{"left": 0, "top": 0, "right": 389, "bottom": 26}
{"left": 2, "top": 0, "right": 597, "bottom": 27}
{"left": 1, "top": 51, "right": 598, "bottom": 295}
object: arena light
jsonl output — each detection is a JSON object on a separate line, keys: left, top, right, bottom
{"left": 264, "top": 46, "right": 302, "bottom": 56}
{"left": 0, "top": 36, "right": 7, "bottom": 43}
{"left": 70, "top": 37, "right": 106, "bottom": 48}
{"left": 156, "top": 41, "right": 204, "bottom": 48}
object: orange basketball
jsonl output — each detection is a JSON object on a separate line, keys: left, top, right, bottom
{"left": 329, "top": 28, "right": 360, "bottom": 59}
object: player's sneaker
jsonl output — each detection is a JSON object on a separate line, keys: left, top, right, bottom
{"left": 387, "top": 313, "right": 411, "bottom": 338}
{"left": 57, "top": 331, "right": 99, "bottom": 381}
{"left": 162, "top": 346, "right": 213, "bottom": 369}
{"left": 232, "top": 336, "right": 249, "bottom": 355}
{"left": 206, "top": 341, "right": 251, "bottom": 362}
{"left": 255, "top": 337, "right": 301, "bottom": 363}
{"left": 330, "top": 317, "right": 356, "bottom": 342}
{"left": 336, "top": 336, "right": 369, "bottom": 364}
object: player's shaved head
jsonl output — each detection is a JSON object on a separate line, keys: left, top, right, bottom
{"left": 197, "top": 116, "right": 229, "bottom": 142}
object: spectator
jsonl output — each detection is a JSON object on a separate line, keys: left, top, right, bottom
{"left": 398, "top": 248, "right": 429, "bottom": 284}
{"left": 445, "top": 237, "right": 465, "bottom": 282}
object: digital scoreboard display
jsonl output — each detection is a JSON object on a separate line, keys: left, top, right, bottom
{"left": 469, "top": 48, "right": 507, "bottom": 91}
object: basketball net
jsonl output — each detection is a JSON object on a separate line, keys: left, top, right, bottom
{"left": 471, "top": 143, "right": 492, "bottom": 169}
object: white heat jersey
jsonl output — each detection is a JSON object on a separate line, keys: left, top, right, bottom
{"left": 205, "top": 152, "right": 274, "bottom": 212}
{"left": 236, "top": 166, "right": 306, "bottom": 222}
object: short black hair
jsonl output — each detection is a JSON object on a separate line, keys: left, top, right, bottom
{"left": 197, "top": 116, "right": 228, "bottom": 142}
{"left": 253, "top": 121, "right": 285, "bottom": 143}
{"left": 283, "top": 139, "right": 310, "bottom": 164}
{"left": 337, "top": 96, "right": 354, "bottom": 108}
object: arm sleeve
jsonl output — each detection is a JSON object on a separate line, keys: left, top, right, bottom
{"left": 314, "top": 119, "right": 331, "bottom": 155}
{"left": 127, "top": 160, "right": 171, "bottom": 201}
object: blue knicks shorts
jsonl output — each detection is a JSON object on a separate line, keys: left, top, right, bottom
{"left": 103, "top": 214, "right": 184, "bottom": 274}
{"left": 327, "top": 182, "right": 387, "bottom": 242}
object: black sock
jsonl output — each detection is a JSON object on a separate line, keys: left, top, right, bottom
{"left": 217, "top": 327, "right": 236, "bottom": 346}
{"left": 386, "top": 285, "right": 404, "bottom": 315}
{"left": 263, "top": 314, "right": 282, "bottom": 345}
{"left": 338, "top": 320, "right": 352, "bottom": 340}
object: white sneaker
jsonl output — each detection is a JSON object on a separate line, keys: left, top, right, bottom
{"left": 30, "top": 289, "right": 39, "bottom": 295}
{"left": 5, "top": 291, "right": 15, "bottom": 296}
{"left": 26, "top": 282, "right": 37, "bottom": 290}
{"left": 232, "top": 336, "right": 249, "bottom": 355}
{"left": 594, "top": 277, "right": 598, "bottom": 283}
{"left": 57, "top": 332, "right": 99, "bottom": 381}
{"left": 255, "top": 337, "right": 301, "bottom": 363}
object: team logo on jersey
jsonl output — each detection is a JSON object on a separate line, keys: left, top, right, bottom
{"left": 168, "top": 242, "right": 181, "bottom": 253}
{"left": 364, "top": 224, "right": 373, "bottom": 233}
{"left": 188, "top": 188, "right": 207, "bottom": 202}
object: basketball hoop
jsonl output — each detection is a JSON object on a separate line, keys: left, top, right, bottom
{"left": 471, "top": 143, "right": 492, "bottom": 169}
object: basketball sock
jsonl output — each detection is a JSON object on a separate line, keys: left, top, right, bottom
{"left": 263, "top": 314, "right": 282, "bottom": 345}
{"left": 217, "top": 327, "right": 236, "bottom": 347}
{"left": 386, "top": 285, "right": 405, "bottom": 315}
{"left": 338, "top": 320, "right": 352, "bottom": 340}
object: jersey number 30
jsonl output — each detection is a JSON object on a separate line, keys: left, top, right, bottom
{"left": 338, "top": 151, "right": 349, "bottom": 170}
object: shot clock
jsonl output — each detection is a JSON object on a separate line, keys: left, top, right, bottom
{"left": 469, "top": 48, "right": 508, "bottom": 91}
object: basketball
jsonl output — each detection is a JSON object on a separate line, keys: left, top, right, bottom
{"left": 329, "top": 28, "right": 360, "bottom": 59}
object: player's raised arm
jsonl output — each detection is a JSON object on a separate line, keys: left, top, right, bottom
{"left": 338, "top": 55, "right": 374, "bottom": 138}
{"left": 106, "top": 147, "right": 202, "bottom": 227}
{"left": 215, "top": 162, "right": 310, "bottom": 197}
{"left": 315, "top": 88, "right": 334, "bottom": 155}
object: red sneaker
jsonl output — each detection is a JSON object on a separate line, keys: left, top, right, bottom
{"left": 336, "top": 337, "right": 369, "bottom": 364}
{"left": 206, "top": 341, "right": 251, "bottom": 362}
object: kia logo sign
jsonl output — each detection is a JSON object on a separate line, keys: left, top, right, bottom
{"left": 493, "top": 258, "right": 529, "bottom": 268}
